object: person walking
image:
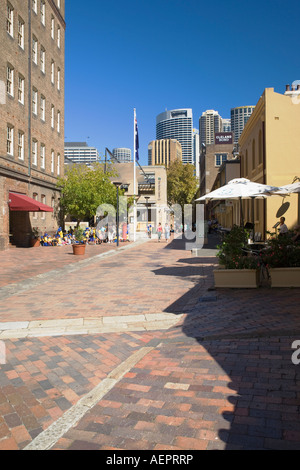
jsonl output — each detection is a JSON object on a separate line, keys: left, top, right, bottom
{"left": 157, "top": 222, "right": 162, "bottom": 242}
{"left": 164, "top": 223, "right": 170, "bottom": 243}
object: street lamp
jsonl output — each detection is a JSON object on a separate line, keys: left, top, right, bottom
{"left": 113, "top": 182, "right": 122, "bottom": 247}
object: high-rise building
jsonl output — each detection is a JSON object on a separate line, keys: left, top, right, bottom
{"left": 64, "top": 142, "right": 100, "bottom": 166}
{"left": 148, "top": 139, "right": 182, "bottom": 167}
{"left": 0, "top": 0, "right": 65, "bottom": 250}
{"left": 112, "top": 148, "right": 131, "bottom": 163}
{"left": 199, "top": 110, "right": 223, "bottom": 146}
{"left": 193, "top": 129, "right": 200, "bottom": 178}
{"left": 231, "top": 106, "right": 255, "bottom": 143}
{"left": 156, "top": 109, "right": 193, "bottom": 164}
{"left": 222, "top": 118, "right": 231, "bottom": 132}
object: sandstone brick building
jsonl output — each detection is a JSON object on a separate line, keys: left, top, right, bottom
{"left": 0, "top": 0, "right": 65, "bottom": 249}
{"left": 148, "top": 139, "right": 182, "bottom": 167}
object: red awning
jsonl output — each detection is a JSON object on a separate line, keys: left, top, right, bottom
{"left": 8, "top": 192, "right": 54, "bottom": 212}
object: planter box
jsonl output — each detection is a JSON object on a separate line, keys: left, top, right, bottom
{"left": 269, "top": 267, "right": 300, "bottom": 287}
{"left": 214, "top": 268, "right": 259, "bottom": 288}
{"left": 72, "top": 244, "right": 86, "bottom": 255}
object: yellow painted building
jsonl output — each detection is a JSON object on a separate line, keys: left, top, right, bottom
{"left": 238, "top": 86, "right": 300, "bottom": 238}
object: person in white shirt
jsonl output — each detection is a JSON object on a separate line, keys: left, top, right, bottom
{"left": 278, "top": 217, "right": 288, "bottom": 236}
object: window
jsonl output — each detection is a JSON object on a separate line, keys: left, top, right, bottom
{"left": 215, "top": 153, "right": 227, "bottom": 167}
{"left": 40, "top": 95, "right": 45, "bottom": 121}
{"left": 51, "top": 60, "right": 55, "bottom": 83}
{"left": 57, "top": 25, "right": 61, "bottom": 48}
{"left": 18, "top": 18, "right": 24, "bottom": 49}
{"left": 7, "top": 3, "right": 14, "bottom": 37}
{"left": 57, "top": 153, "right": 60, "bottom": 175}
{"left": 40, "top": 46, "right": 45, "bottom": 73}
{"left": 57, "top": 67, "right": 61, "bottom": 90}
{"left": 6, "top": 66, "right": 14, "bottom": 96}
{"left": 40, "top": 144, "right": 45, "bottom": 169}
{"left": 57, "top": 0, "right": 61, "bottom": 9}
{"left": 51, "top": 105, "right": 54, "bottom": 128}
{"left": 32, "top": 0, "right": 37, "bottom": 14}
{"left": 51, "top": 150, "right": 55, "bottom": 173}
{"left": 32, "top": 88, "right": 38, "bottom": 115}
{"left": 18, "top": 131, "right": 24, "bottom": 160}
{"left": 41, "top": 195, "right": 46, "bottom": 219}
{"left": 7, "top": 126, "right": 14, "bottom": 155}
{"left": 51, "top": 16, "right": 54, "bottom": 39}
{"left": 18, "top": 75, "right": 24, "bottom": 104}
{"left": 57, "top": 110, "right": 60, "bottom": 133}
{"left": 32, "top": 139, "right": 37, "bottom": 165}
{"left": 32, "top": 37, "right": 38, "bottom": 64}
{"left": 40, "top": 1, "right": 45, "bottom": 25}
{"left": 32, "top": 193, "right": 38, "bottom": 219}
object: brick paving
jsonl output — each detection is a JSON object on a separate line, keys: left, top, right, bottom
{"left": 0, "top": 234, "right": 300, "bottom": 450}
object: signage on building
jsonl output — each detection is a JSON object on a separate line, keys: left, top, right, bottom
{"left": 215, "top": 132, "right": 233, "bottom": 145}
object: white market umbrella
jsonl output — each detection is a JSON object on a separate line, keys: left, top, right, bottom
{"left": 271, "top": 182, "right": 300, "bottom": 195}
{"left": 195, "top": 178, "right": 280, "bottom": 201}
{"left": 195, "top": 178, "right": 281, "bottom": 229}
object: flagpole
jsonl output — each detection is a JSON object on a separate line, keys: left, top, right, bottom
{"left": 133, "top": 108, "right": 137, "bottom": 242}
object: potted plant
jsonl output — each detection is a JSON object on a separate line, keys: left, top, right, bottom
{"left": 214, "top": 225, "right": 260, "bottom": 288}
{"left": 30, "top": 227, "right": 40, "bottom": 247}
{"left": 262, "top": 234, "right": 300, "bottom": 287}
{"left": 72, "top": 227, "right": 86, "bottom": 255}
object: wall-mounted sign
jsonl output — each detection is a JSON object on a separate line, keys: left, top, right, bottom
{"left": 215, "top": 132, "right": 233, "bottom": 145}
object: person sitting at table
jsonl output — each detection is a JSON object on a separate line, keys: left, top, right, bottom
{"left": 278, "top": 217, "right": 288, "bottom": 237}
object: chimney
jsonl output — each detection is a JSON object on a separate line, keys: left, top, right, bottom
{"left": 286, "top": 84, "right": 290, "bottom": 91}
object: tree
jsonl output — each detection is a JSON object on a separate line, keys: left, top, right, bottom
{"left": 167, "top": 160, "right": 198, "bottom": 208}
{"left": 57, "top": 163, "right": 119, "bottom": 227}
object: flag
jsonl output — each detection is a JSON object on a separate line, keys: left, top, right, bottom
{"left": 135, "top": 115, "right": 139, "bottom": 162}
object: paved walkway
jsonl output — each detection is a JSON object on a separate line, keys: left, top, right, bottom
{"left": 0, "top": 234, "right": 300, "bottom": 450}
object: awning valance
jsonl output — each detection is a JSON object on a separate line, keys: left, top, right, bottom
{"left": 8, "top": 192, "right": 54, "bottom": 212}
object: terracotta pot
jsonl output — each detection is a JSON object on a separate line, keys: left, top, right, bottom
{"left": 30, "top": 238, "right": 40, "bottom": 247}
{"left": 72, "top": 243, "right": 86, "bottom": 255}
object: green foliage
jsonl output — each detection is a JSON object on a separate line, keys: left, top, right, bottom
{"left": 262, "top": 235, "right": 300, "bottom": 268}
{"left": 74, "top": 227, "right": 85, "bottom": 242}
{"left": 167, "top": 160, "right": 198, "bottom": 208}
{"left": 57, "top": 163, "right": 120, "bottom": 225}
{"left": 216, "top": 225, "right": 251, "bottom": 269}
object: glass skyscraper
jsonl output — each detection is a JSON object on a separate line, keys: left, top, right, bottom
{"left": 156, "top": 109, "right": 193, "bottom": 164}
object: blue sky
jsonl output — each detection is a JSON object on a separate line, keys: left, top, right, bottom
{"left": 64, "top": 0, "right": 300, "bottom": 166}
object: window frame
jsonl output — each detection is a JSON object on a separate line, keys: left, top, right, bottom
{"left": 7, "top": 3, "right": 14, "bottom": 37}
{"left": 18, "top": 131, "right": 24, "bottom": 160}
{"left": 6, "top": 65, "right": 14, "bottom": 97}
{"left": 18, "top": 17, "right": 25, "bottom": 49}
{"left": 7, "top": 125, "right": 14, "bottom": 156}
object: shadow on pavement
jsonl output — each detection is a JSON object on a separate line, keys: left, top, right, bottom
{"left": 153, "top": 235, "right": 300, "bottom": 450}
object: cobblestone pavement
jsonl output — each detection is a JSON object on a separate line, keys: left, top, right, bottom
{"left": 1, "top": 235, "right": 300, "bottom": 450}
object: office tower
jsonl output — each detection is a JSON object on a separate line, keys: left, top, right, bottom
{"left": 112, "top": 148, "right": 131, "bottom": 163}
{"left": 199, "top": 110, "right": 222, "bottom": 146}
{"left": 231, "top": 106, "right": 255, "bottom": 143}
{"left": 148, "top": 139, "right": 182, "bottom": 167}
{"left": 156, "top": 109, "right": 193, "bottom": 164}
{"left": 193, "top": 129, "right": 200, "bottom": 178}
{"left": 222, "top": 118, "right": 231, "bottom": 132}
{"left": 64, "top": 142, "right": 100, "bottom": 166}
{"left": 0, "top": 0, "right": 65, "bottom": 250}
